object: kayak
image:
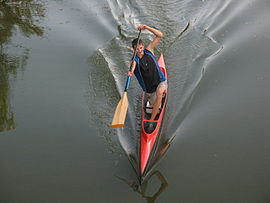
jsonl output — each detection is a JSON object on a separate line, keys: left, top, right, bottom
{"left": 140, "top": 54, "right": 168, "bottom": 176}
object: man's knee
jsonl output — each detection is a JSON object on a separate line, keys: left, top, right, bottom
{"left": 156, "top": 91, "right": 164, "bottom": 101}
{"left": 157, "top": 87, "right": 166, "bottom": 97}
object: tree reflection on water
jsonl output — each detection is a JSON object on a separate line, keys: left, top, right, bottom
{"left": 0, "top": 0, "right": 45, "bottom": 132}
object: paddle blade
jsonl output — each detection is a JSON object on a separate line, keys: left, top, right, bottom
{"left": 111, "top": 92, "right": 128, "bottom": 128}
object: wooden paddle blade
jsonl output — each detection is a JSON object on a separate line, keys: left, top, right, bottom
{"left": 111, "top": 92, "right": 128, "bottom": 128}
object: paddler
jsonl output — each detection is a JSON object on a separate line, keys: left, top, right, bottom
{"left": 128, "top": 24, "right": 167, "bottom": 131}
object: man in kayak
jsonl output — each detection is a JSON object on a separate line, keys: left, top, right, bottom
{"left": 128, "top": 24, "right": 167, "bottom": 131}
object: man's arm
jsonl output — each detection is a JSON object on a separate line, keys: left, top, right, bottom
{"left": 128, "top": 60, "right": 136, "bottom": 76}
{"left": 138, "top": 24, "right": 164, "bottom": 54}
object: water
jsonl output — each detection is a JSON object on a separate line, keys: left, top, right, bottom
{"left": 1, "top": 0, "right": 270, "bottom": 202}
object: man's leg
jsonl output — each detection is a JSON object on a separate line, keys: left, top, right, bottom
{"left": 150, "top": 86, "right": 167, "bottom": 120}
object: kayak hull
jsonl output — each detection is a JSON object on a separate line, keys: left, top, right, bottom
{"left": 140, "top": 54, "right": 167, "bottom": 176}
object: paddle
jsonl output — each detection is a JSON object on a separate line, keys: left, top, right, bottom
{"left": 111, "top": 30, "right": 142, "bottom": 128}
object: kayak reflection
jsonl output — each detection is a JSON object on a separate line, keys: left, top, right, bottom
{"left": 117, "top": 170, "right": 168, "bottom": 203}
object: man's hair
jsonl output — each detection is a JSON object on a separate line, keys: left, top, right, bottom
{"left": 132, "top": 38, "right": 143, "bottom": 49}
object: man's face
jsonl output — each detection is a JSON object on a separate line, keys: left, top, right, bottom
{"left": 135, "top": 43, "right": 144, "bottom": 55}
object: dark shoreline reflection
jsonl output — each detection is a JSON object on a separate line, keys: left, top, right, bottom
{"left": 0, "top": 0, "right": 45, "bottom": 132}
{"left": 117, "top": 170, "right": 168, "bottom": 203}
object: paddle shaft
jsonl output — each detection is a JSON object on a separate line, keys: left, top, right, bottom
{"left": 124, "top": 30, "right": 142, "bottom": 91}
{"left": 110, "top": 30, "right": 142, "bottom": 128}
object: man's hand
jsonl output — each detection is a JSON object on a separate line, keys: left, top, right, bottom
{"left": 137, "top": 24, "right": 163, "bottom": 54}
{"left": 138, "top": 24, "right": 148, "bottom": 31}
{"left": 128, "top": 71, "right": 134, "bottom": 76}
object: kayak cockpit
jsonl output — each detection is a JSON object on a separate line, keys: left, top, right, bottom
{"left": 143, "top": 94, "right": 166, "bottom": 134}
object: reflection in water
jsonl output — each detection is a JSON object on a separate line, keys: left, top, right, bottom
{"left": 0, "top": 48, "right": 29, "bottom": 132}
{"left": 0, "top": 1, "right": 45, "bottom": 132}
{"left": 117, "top": 170, "right": 168, "bottom": 203}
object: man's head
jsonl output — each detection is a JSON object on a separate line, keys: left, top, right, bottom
{"left": 132, "top": 38, "right": 144, "bottom": 55}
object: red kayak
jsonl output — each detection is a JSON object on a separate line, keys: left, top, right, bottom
{"left": 140, "top": 54, "right": 168, "bottom": 176}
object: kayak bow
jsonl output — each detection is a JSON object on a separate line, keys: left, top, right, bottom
{"left": 140, "top": 54, "right": 168, "bottom": 176}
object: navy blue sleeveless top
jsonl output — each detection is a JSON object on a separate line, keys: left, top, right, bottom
{"left": 134, "top": 49, "right": 166, "bottom": 93}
